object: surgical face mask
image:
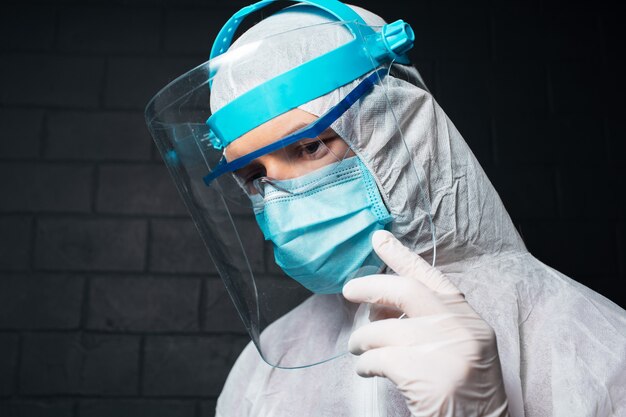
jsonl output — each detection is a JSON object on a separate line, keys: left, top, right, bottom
{"left": 251, "top": 155, "right": 393, "bottom": 294}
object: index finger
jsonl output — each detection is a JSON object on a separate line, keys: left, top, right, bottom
{"left": 372, "top": 230, "right": 460, "bottom": 295}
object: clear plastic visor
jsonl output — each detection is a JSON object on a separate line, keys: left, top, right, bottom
{"left": 145, "top": 21, "right": 435, "bottom": 369}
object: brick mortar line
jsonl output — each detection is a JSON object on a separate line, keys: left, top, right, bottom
{"left": 27, "top": 216, "right": 37, "bottom": 274}
{"left": 79, "top": 275, "right": 91, "bottom": 331}
{"left": 1, "top": 393, "right": 221, "bottom": 401}
{"left": 13, "top": 332, "right": 23, "bottom": 398}
{"left": 0, "top": 158, "right": 164, "bottom": 165}
{"left": 3, "top": 212, "right": 190, "bottom": 221}
{"left": 0, "top": 105, "right": 146, "bottom": 114}
{"left": 23, "top": 267, "right": 223, "bottom": 276}
{"left": 39, "top": 111, "right": 49, "bottom": 159}
{"left": 144, "top": 219, "right": 153, "bottom": 273}
{"left": 12, "top": 270, "right": 298, "bottom": 281}
{"left": 137, "top": 335, "right": 146, "bottom": 396}
{"left": 0, "top": 50, "right": 209, "bottom": 60}
{"left": 0, "top": 270, "right": 226, "bottom": 279}
{"left": 15, "top": 329, "right": 249, "bottom": 338}
{"left": 91, "top": 164, "right": 100, "bottom": 214}
{"left": 197, "top": 277, "right": 207, "bottom": 332}
{"left": 98, "top": 57, "right": 109, "bottom": 111}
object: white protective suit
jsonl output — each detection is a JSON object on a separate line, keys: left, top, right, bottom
{"left": 213, "top": 5, "right": 626, "bottom": 417}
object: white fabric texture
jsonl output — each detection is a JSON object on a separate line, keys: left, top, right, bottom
{"left": 212, "top": 5, "right": 626, "bottom": 417}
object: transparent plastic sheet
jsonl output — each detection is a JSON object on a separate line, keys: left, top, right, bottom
{"left": 145, "top": 21, "right": 436, "bottom": 369}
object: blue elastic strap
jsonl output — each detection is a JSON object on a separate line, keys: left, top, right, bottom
{"left": 206, "top": 0, "right": 414, "bottom": 150}
{"left": 202, "top": 68, "right": 386, "bottom": 185}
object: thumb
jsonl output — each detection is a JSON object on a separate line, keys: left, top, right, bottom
{"left": 372, "top": 230, "right": 460, "bottom": 295}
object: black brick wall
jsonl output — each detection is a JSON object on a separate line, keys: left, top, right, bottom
{"left": 1, "top": 0, "right": 624, "bottom": 415}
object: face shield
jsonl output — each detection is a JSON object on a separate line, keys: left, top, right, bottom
{"left": 145, "top": 4, "right": 436, "bottom": 369}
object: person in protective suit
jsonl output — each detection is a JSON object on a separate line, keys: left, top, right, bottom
{"left": 146, "top": 1, "right": 626, "bottom": 416}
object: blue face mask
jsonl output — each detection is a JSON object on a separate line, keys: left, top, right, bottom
{"left": 251, "top": 156, "right": 393, "bottom": 294}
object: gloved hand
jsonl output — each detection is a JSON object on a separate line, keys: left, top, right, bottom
{"left": 342, "top": 230, "right": 509, "bottom": 417}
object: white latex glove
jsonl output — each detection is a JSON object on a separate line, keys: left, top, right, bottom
{"left": 342, "top": 230, "right": 509, "bottom": 417}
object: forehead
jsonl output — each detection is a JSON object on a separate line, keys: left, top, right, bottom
{"left": 223, "top": 108, "right": 318, "bottom": 162}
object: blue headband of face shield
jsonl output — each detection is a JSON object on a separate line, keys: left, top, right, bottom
{"left": 203, "top": 68, "right": 387, "bottom": 185}
{"left": 204, "top": 0, "right": 415, "bottom": 162}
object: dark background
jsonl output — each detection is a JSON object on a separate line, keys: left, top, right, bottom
{"left": 1, "top": 0, "right": 624, "bottom": 415}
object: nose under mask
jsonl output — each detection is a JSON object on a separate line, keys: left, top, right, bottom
{"left": 251, "top": 155, "right": 393, "bottom": 294}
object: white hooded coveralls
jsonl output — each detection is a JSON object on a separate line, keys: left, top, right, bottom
{"left": 212, "top": 5, "right": 626, "bottom": 417}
